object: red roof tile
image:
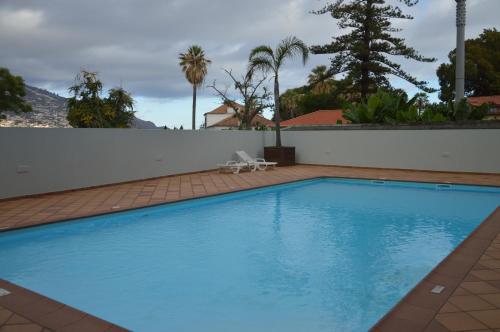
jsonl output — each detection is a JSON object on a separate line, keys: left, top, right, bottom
{"left": 210, "top": 114, "right": 275, "bottom": 128}
{"left": 468, "top": 96, "right": 500, "bottom": 115}
{"left": 281, "top": 110, "right": 348, "bottom": 127}
{"left": 204, "top": 102, "right": 244, "bottom": 115}
{"left": 468, "top": 96, "right": 500, "bottom": 106}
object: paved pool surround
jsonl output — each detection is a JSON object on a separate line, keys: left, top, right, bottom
{"left": 0, "top": 165, "right": 499, "bottom": 332}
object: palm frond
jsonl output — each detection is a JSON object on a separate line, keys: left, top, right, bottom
{"left": 249, "top": 45, "right": 275, "bottom": 72}
{"left": 178, "top": 45, "right": 211, "bottom": 86}
{"left": 249, "top": 45, "right": 274, "bottom": 61}
{"left": 249, "top": 56, "right": 274, "bottom": 74}
{"left": 275, "top": 36, "right": 309, "bottom": 68}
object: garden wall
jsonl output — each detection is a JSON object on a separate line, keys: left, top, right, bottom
{"left": 0, "top": 128, "right": 264, "bottom": 199}
{"left": 1, "top": 127, "right": 499, "bottom": 199}
{"left": 267, "top": 128, "right": 500, "bottom": 174}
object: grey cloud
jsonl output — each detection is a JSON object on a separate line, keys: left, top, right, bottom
{"left": 0, "top": 0, "right": 499, "bottom": 100}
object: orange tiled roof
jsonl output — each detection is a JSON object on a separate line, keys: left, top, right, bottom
{"left": 468, "top": 96, "right": 500, "bottom": 115}
{"left": 468, "top": 96, "right": 500, "bottom": 106}
{"left": 204, "top": 102, "right": 245, "bottom": 115}
{"left": 281, "top": 110, "right": 348, "bottom": 127}
{"left": 210, "top": 114, "right": 275, "bottom": 128}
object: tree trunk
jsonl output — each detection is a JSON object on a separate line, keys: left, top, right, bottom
{"left": 274, "top": 76, "right": 282, "bottom": 147}
{"left": 192, "top": 85, "right": 197, "bottom": 130}
{"left": 242, "top": 104, "right": 251, "bottom": 130}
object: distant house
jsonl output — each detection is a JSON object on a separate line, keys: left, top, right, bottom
{"left": 468, "top": 96, "right": 500, "bottom": 120}
{"left": 281, "top": 110, "right": 349, "bottom": 128}
{"left": 204, "top": 103, "right": 275, "bottom": 130}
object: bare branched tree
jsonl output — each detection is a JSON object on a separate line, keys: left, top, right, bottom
{"left": 208, "top": 67, "right": 272, "bottom": 130}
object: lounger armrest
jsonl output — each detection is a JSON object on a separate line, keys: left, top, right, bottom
{"left": 218, "top": 161, "right": 238, "bottom": 167}
{"left": 255, "top": 158, "right": 266, "bottom": 162}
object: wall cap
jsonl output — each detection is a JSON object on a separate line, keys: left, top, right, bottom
{"left": 283, "top": 121, "right": 500, "bottom": 131}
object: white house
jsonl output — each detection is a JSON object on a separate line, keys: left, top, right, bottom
{"left": 203, "top": 102, "right": 274, "bottom": 130}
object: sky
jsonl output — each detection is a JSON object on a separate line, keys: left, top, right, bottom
{"left": 1, "top": 0, "right": 499, "bottom": 128}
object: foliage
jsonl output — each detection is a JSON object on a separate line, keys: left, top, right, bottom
{"left": 107, "top": 87, "right": 136, "bottom": 128}
{"left": 0, "top": 67, "right": 32, "bottom": 120}
{"left": 208, "top": 67, "right": 272, "bottom": 130}
{"left": 179, "top": 45, "right": 211, "bottom": 87}
{"left": 179, "top": 45, "right": 211, "bottom": 129}
{"left": 311, "top": 0, "right": 436, "bottom": 100}
{"left": 450, "top": 98, "right": 488, "bottom": 121}
{"left": 254, "top": 122, "right": 270, "bottom": 131}
{"left": 343, "top": 90, "right": 416, "bottom": 124}
{"left": 280, "top": 66, "right": 361, "bottom": 120}
{"left": 280, "top": 87, "right": 306, "bottom": 119}
{"left": 67, "top": 70, "right": 135, "bottom": 128}
{"left": 413, "top": 92, "right": 429, "bottom": 115}
{"left": 343, "top": 90, "right": 487, "bottom": 124}
{"left": 420, "top": 102, "right": 450, "bottom": 122}
{"left": 280, "top": 87, "right": 345, "bottom": 120}
{"left": 249, "top": 36, "right": 309, "bottom": 146}
{"left": 437, "top": 28, "right": 500, "bottom": 102}
{"left": 307, "top": 65, "right": 335, "bottom": 94}
{"left": 298, "top": 93, "right": 344, "bottom": 116}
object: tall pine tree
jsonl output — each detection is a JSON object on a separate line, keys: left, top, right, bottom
{"left": 311, "top": 0, "right": 436, "bottom": 100}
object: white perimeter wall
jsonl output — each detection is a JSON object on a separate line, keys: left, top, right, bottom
{"left": 0, "top": 128, "right": 499, "bottom": 199}
{"left": 265, "top": 129, "right": 500, "bottom": 174}
{"left": 0, "top": 128, "right": 265, "bottom": 199}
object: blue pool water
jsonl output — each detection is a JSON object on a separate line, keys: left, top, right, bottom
{"left": 1, "top": 178, "right": 499, "bottom": 331}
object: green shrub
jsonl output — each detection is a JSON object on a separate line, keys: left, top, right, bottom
{"left": 343, "top": 91, "right": 487, "bottom": 124}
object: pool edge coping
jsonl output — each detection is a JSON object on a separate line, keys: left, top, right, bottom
{"left": 0, "top": 278, "right": 130, "bottom": 331}
{"left": 371, "top": 206, "right": 500, "bottom": 331}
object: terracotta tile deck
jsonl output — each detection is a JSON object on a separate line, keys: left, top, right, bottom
{"left": 0, "top": 165, "right": 499, "bottom": 331}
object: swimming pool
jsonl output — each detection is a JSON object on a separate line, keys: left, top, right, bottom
{"left": 1, "top": 178, "right": 499, "bottom": 331}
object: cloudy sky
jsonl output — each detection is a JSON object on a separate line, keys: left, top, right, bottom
{"left": 1, "top": 0, "right": 499, "bottom": 128}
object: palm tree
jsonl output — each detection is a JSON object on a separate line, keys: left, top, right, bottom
{"left": 249, "top": 37, "right": 309, "bottom": 147}
{"left": 179, "top": 46, "right": 211, "bottom": 130}
{"left": 280, "top": 89, "right": 303, "bottom": 119}
{"left": 308, "top": 65, "right": 334, "bottom": 95}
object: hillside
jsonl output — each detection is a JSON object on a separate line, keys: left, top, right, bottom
{"left": 0, "top": 85, "right": 157, "bottom": 129}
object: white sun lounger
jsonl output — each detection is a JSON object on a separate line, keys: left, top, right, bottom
{"left": 217, "top": 160, "right": 256, "bottom": 174}
{"left": 236, "top": 150, "right": 277, "bottom": 171}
